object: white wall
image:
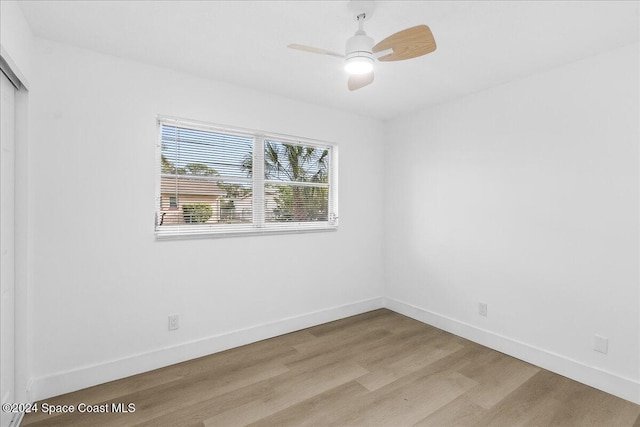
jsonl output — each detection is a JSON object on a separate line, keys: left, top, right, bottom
{"left": 384, "top": 43, "right": 639, "bottom": 403}
{"left": 26, "top": 38, "right": 385, "bottom": 400}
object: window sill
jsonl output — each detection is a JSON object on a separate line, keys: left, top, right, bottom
{"left": 155, "top": 224, "right": 338, "bottom": 240}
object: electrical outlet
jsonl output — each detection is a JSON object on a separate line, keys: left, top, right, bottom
{"left": 478, "top": 302, "right": 488, "bottom": 317}
{"left": 168, "top": 314, "right": 179, "bottom": 331}
{"left": 594, "top": 335, "right": 608, "bottom": 354}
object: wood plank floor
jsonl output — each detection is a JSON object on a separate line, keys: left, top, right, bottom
{"left": 22, "top": 309, "right": 640, "bottom": 426}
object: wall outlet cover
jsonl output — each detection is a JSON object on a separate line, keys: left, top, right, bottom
{"left": 478, "top": 302, "right": 488, "bottom": 317}
{"left": 168, "top": 315, "right": 179, "bottom": 331}
{"left": 594, "top": 335, "right": 608, "bottom": 354}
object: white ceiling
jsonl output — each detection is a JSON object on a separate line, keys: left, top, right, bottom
{"left": 17, "top": 0, "right": 639, "bottom": 120}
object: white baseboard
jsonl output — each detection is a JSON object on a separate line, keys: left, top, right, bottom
{"left": 384, "top": 297, "right": 640, "bottom": 404}
{"left": 30, "top": 297, "right": 385, "bottom": 401}
{"left": 28, "top": 296, "right": 640, "bottom": 405}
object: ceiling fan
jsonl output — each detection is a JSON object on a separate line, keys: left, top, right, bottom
{"left": 288, "top": 1, "right": 437, "bottom": 91}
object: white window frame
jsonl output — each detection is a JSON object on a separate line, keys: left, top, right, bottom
{"left": 155, "top": 116, "right": 338, "bottom": 239}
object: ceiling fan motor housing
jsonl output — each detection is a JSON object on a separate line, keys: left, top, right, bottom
{"left": 344, "top": 32, "right": 374, "bottom": 74}
{"left": 345, "top": 32, "right": 374, "bottom": 57}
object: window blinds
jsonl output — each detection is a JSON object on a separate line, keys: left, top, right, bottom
{"left": 156, "top": 118, "right": 338, "bottom": 238}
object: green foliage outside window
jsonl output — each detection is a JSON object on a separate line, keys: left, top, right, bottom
{"left": 182, "top": 203, "right": 213, "bottom": 224}
{"left": 273, "top": 186, "right": 328, "bottom": 222}
{"left": 242, "top": 142, "right": 329, "bottom": 222}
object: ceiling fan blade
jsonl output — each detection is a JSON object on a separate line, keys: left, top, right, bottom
{"left": 372, "top": 25, "right": 436, "bottom": 62}
{"left": 348, "top": 71, "right": 374, "bottom": 91}
{"left": 288, "top": 44, "right": 344, "bottom": 58}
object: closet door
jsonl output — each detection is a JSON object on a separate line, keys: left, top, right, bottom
{"left": 0, "top": 71, "right": 16, "bottom": 427}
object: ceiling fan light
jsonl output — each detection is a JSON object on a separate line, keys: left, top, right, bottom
{"left": 344, "top": 56, "right": 374, "bottom": 75}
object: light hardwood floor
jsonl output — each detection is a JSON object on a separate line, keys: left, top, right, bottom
{"left": 22, "top": 309, "right": 640, "bottom": 426}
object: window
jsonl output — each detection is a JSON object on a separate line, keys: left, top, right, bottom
{"left": 156, "top": 117, "right": 338, "bottom": 238}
